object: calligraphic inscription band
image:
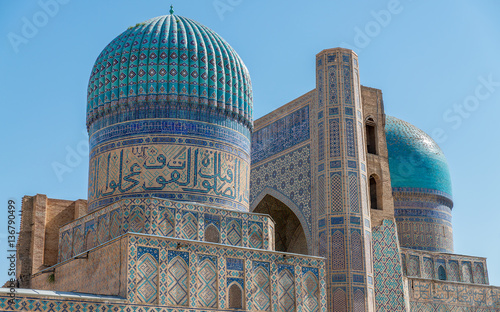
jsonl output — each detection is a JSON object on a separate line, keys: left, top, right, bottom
{"left": 88, "top": 118, "right": 250, "bottom": 212}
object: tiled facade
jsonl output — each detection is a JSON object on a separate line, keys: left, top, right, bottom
{"left": 400, "top": 248, "right": 489, "bottom": 285}
{"left": 408, "top": 278, "right": 500, "bottom": 311}
{"left": 10, "top": 11, "right": 500, "bottom": 312}
{"left": 58, "top": 198, "right": 275, "bottom": 262}
{"left": 372, "top": 219, "right": 407, "bottom": 311}
{"left": 14, "top": 233, "right": 327, "bottom": 311}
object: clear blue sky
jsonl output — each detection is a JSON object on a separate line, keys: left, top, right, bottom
{"left": 1, "top": 0, "right": 499, "bottom": 286}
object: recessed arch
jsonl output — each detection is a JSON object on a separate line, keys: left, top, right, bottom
{"left": 365, "top": 116, "right": 377, "bottom": 155}
{"left": 438, "top": 265, "right": 447, "bottom": 281}
{"left": 369, "top": 174, "right": 383, "bottom": 210}
{"left": 252, "top": 190, "right": 309, "bottom": 255}
{"left": 251, "top": 187, "right": 312, "bottom": 255}
{"left": 228, "top": 282, "right": 243, "bottom": 309}
{"left": 204, "top": 224, "right": 220, "bottom": 243}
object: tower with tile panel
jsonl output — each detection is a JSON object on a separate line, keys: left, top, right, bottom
{"left": 314, "top": 48, "right": 375, "bottom": 312}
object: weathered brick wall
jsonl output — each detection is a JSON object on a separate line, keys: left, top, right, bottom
{"left": 44, "top": 199, "right": 86, "bottom": 267}
{"left": 16, "top": 194, "right": 87, "bottom": 289}
{"left": 31, "top": 237, "right": 127, "bottom": 297}
{"left": 361, "top": 86, "right": 396, "bottom": 226}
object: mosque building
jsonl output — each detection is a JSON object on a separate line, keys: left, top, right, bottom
{"left": 1, "top": 10, "right": 499, "bottom": 312}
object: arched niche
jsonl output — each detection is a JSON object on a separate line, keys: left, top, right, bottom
{"left": 252, "top": 193, "right": 309, "bottom": 255}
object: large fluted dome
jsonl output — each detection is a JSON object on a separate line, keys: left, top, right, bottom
{"left": 86, "top": 14, "right": 253, "bottom": 133}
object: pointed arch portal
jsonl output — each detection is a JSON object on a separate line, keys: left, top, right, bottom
{"left": 253, "top": 194, "right": 309, "bottom": 255}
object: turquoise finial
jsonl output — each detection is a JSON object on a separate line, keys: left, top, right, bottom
{"left": 170, "top": 5, "right": 174, "bottom": 15}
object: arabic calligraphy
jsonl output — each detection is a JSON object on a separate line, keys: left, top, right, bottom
{"left": 411, "top": 279, "right": 500, "bottom": 307}
{"left": 88, "top": 144, "right": 249, "bottom": 210}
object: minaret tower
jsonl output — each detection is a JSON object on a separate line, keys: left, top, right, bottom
{"left": 315, "top": 48, "right": 376, "bottom": 312}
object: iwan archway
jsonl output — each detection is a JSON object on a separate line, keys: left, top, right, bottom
{"left": 252, "top": 194, "right": 309, "bottom": 255}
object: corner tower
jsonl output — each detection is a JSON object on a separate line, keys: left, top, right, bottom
{"left": 86, "top": 14, "right": 253, "bottom": 213}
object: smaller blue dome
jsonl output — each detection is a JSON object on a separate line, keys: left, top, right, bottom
{"left": 385, "top": 116, "right": 452, "bottom": 197}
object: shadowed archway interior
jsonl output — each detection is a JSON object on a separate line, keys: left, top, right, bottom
{"left": 254, "top": 195, "right": 308, "bottom": 255}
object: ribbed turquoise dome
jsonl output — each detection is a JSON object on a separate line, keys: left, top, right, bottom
{"left": 86, "top": 14, "right": 253, "bottom": 131}
{"left": 385, "top": 116, "right": 452, "bottom": 197}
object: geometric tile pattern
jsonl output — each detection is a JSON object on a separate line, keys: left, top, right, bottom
{"left": 332, "top": 287, "right": 347, "bottom": 312}
{"left": 278, "top": 265, "right": 295, "bottom": 312}
{"left": 109, "top": 209, "right": 121, "bottom": 239}
{"left": 302, "top": 270, "right": 319, "bottom": 312}
{"left": 3, "top": 228, "right": 328, "bottom": 311}
{"left": 348, "top": 172, "right": 359, "bottom": 213}
{"left": 128, "top": 205, "right": 145, "bottom": 233}
{"left": 248, "top": 221, "right": 263, "bottom": 249}
{"left": 319, "top": 231, "right": 327, "bottom": 258}
{"left": 448, "top": 260, "right": 460, "bottom": 282}
{"left": 350, "top": 230, "right": 363, "bottom": 271}
{"left": 129, "top": 233, "right": 325, "bottom": 310}
{"left": 250, "top": 144, "right": 313, "bottom": 237}
{"left": 167, "top": 254, "right": 189, "bottom": 307}
{"left": 158, "top": 207, "right": 175, "bottom": 237}
{"left": 423, "top": 257, "right": 433, "bottom": 279}
{"left": 331, "top": 229, "right": 345, "bottom": 270}
{"left": 253, "top": 261, "right": 271, "bottom": 311}
{"left": 345, "top": 118, "right": 356, "bottom": 157}
{"left": 330, "top": 172, "right": 343, "bottom": 213}
{"left": 58, "top": 198, "right": 275, "bottom": 262}
{"left": 318, "top": 174, "right": 325, "bottom": 217}
{"left": 408, "top": 255, "right": 420, "bottom": 277}
{"left": 226, "top": 218, "right": 242, "bottom": 246}
{"left": 318, "top": 121, "right": 325, "bottom": 161}
{"left": 329, "top": 118, "right": 341, "bottom": 158}
{"left": 136, "top": 247, "right": 159, "bottom": 304}
{"left": 180, "top": 212, "right": 198, "bottom": 241}
{"left": 251, "top": 104, "right": 310, "bottom": 165}
{"left": 59, "top": 231, "right": 71, "bottom": 262}
{"left": 400, "top": 248, "right": 491, "bottom": 287}
{"left": 352, "top": 288, "right": 365, "bottom": 312}
{"left": 328, "top": 64, "right": 338, "bottom": 105}
{"left": 372, "top": 219, "right": 407, "bottom": 312}
{"left": 197, "top": 255, "right": 217, "bottom": 308}
{"left": 474, "top": 262, "right": 486, "bottom": 284}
